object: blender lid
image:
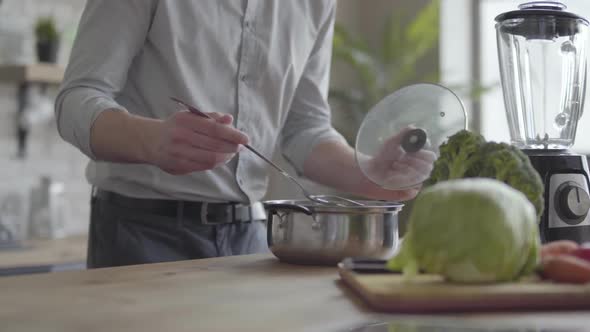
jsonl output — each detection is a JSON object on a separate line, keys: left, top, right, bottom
{"left": 495, "top": 1, "right": 589, "bottom": 25}
{"left": 355, "top": 83, "right": 467, "bottom": 191}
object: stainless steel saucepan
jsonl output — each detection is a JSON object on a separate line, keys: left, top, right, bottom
{"left": 264, "top": 200, "right": 403, "bottom": 265}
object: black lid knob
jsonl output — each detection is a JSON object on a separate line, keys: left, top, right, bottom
{"left": 401, "top": 128, "right": 427, "bottom": 153}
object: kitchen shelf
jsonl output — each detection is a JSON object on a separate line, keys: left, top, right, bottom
{"left": 0, "top": 235, "right": 87, "bottom": 276}
{"left": 0, "top": 64, "right": 65, "bottom": 158}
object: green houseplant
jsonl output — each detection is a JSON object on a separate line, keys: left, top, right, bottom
{"left": 35, "top": 16, "right": 60, "bottom": 63}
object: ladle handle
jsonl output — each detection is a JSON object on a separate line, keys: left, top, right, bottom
{"left": 264, "top": 203, "right": 313, "bottom": 215}
{"left": 241, "top": 145, "right": 311, "bottom": 196}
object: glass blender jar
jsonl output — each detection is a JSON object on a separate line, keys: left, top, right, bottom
{"left": 497, "top": 1, "right": 588, "bottom": 149}
{"left": 496, "top": 1, "right": 590, "bottom": 243}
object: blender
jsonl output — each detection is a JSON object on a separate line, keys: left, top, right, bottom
{"left": 496, "top": 1, "right": 590, "bottom": 243}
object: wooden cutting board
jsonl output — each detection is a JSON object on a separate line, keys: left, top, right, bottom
{"left": 338, "top": 263, "right": 590, "bottom": 313}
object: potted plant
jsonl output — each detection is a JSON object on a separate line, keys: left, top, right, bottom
{"left": 34, "top": 16, "right": 60, "bottom": 63}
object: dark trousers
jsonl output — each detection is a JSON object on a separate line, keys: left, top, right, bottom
{"left": 87, "top": 191, "right": 270, "bottom": 269}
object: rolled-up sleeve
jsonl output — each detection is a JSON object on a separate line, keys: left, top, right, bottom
{"left": 280, "top": 3, "right": 347, "bottom": 175}
{"left": 55, "top": 0, "right": 156, "bottom": 159}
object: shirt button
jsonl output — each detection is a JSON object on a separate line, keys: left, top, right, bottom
{"left": 238, "top": 178, "right": 244, "bottom": 186}
{"left": 241, "top": 74, "right": 248, "bottom": 82}
{"left": 244, "top": 21, "right": 251, "bottom": 28}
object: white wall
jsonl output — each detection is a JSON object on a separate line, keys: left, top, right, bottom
{"left": 440, "top": 0, "right": 476, "bottom": 129}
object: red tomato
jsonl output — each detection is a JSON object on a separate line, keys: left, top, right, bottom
{"left": 541, "top": 255, "right": 590, "bottom": 284}
{"left": 570, "top": 248, "right": 590, "bottom": 263}
{"left": 541, "top": 240, "right": 579, "bottom": 258}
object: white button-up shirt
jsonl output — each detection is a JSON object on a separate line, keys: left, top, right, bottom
{"left": 55, "top": 0, "right": 346, "bottom": 203}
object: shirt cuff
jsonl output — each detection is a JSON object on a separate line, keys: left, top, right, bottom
{"left": 55, "top": 89, "right": 128, "bottom": 160}
{"left": 281, "top": 126, "right": 348, "bottom": 176}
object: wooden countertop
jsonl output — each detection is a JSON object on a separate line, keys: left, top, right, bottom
{"left": 1, "top": 254, "right": 589, "bottom": 332}
{"left": 0, "top": 235, "right": 86, "bottom": 272}
{"left": 0, "top": 64, "right": 64, "bottom": 84}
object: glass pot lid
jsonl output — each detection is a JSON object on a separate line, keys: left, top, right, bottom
{"left": 355, "top": 83, "right": 467, "bottom": 190}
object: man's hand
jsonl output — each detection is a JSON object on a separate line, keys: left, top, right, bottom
{"left": 147, "top": 111, "right": 249, "bottom": 175}
{"left": 363, "top": 127, "right": 437, "bottom": 190}
{"left": 90, "top": 109, "right": 249, "bottom": 175}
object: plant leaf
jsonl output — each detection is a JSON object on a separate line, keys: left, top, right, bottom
{"left": 382, "top": 11, "right": 405, "bottom": 65}
{"left": 405, "top": 0, "right": 440, "bottom": 61}
{"left": 332, "top": 23, "right": 382, "bottom": 103}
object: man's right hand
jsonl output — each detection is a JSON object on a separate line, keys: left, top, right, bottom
{"left": 148, "top": 111, "right": 249, "bottom": 175}
{"left": 90, "top": 109, "right": 249, "bottom": 175}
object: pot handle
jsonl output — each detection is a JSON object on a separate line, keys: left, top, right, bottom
{"left": 264, "top": 203, "right": 313, "bottom": 216}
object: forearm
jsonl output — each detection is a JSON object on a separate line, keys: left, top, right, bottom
{"left": 302, "top": 140, "right": 401, "bottom": 200}
{"left": 302, "top": 140, "right": 420, "bottom": 201}
{"left": 90, "top": 109, "right": 160, "bottom": 163}
{"left": 88, "top": 106, "right": 247, "bottom": 175}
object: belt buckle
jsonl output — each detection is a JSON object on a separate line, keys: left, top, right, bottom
{"left": 199, "top": 202, "right": 235, "bottom": 225}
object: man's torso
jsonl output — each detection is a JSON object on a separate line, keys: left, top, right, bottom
{"left": 88, "top": 0, "right": 335, "bottom": 203}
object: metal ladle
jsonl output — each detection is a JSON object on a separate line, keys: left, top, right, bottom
{"left": 170, "top": 97, "right": 365, "bottom": 207}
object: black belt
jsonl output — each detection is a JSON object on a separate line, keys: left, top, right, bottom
{"left": 93, "top": 189, "right": 267, "bottom": 225}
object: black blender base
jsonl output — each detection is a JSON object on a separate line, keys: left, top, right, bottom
{"left": 526, "top": 151, "right": 590, "bottom": 244}
{"left": 546, "top": 226, "right": 590, "bottom": 244}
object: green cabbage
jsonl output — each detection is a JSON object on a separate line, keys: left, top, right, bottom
{"left": 388, "top": 178, "right": 541, "bottom": 283}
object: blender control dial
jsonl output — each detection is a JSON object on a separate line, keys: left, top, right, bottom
{"left": 556, "top": 181, "right": 590, "bottom": 224}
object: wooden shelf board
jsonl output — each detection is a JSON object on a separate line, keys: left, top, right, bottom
{"left": 0, "top": 63, "right": 65, "bottom": 84}
{"left": 0, "top": 235, "right": 87, "bottom": 269}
